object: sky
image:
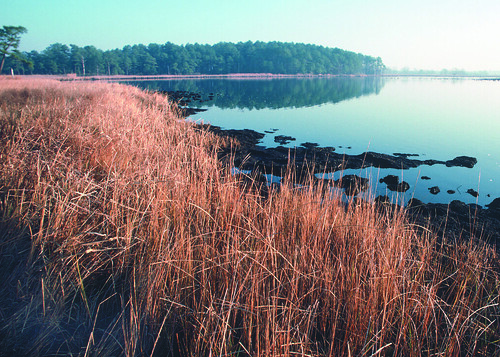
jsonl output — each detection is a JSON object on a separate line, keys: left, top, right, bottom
{"left": 2, "top": 0, "right": 500, "bottom": 72}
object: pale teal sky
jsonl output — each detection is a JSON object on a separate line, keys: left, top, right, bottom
{"left": 2, "top": 0, "right": 500, "bottom": 71}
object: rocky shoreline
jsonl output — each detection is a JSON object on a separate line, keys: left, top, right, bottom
{"left": 198, "top": 125, "right": 500, "bottom": 244}
{"left": 203, "top": 124, "right": 478, "bottom": 178}
{"left": 164, "top": 89, "right": 500, "bottom": 244}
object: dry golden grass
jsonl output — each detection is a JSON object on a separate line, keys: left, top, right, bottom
{"left": 0, "top": 77, "right": 499, "bottom": 356}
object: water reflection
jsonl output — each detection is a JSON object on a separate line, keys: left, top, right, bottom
{"left": 125, "top": 77, "right": 385, "bottom": 110}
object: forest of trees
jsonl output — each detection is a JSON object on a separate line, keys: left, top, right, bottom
{"left": 3, "top": 41, "right": 385, "bottom": 76}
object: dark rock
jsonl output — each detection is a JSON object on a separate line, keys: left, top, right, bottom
{"left": 467, "top": 188, "right": 479, "bottom": 197}
{"left": 488, "top": 209, "right": 500, "bottom": 220}
{"left": 274, "top": 135, "right": 296, "bottom": 145}
{"left": 469, "top": 203, "right": 482, "bottom": 211}
{"left": 301, "top": 142, "right": 320, "bottom": 149}
{"left": 359, "top": 152, "right": 438, "bottom": 170}
{"left": 421, "top": 176, "right": 431, "bottom": 180}
{"left": 445, "top": 156, "right": 477, "bottom": 168}
{"left": 379, "top": 175, "right": 399, "bottom": 186}
{"left": 336, "top": 175, "right": 370, "bottom": 196}
{"left": 208, "top": 127, "right": 265, "bottom": 147}
{"left": 363, "top": 152, "right": 409, "bottom": 169}
{"left": 447, "top": 190, "right": 456, "bottom": 194}
{"left": 394, "top": 153, "right": 419, "bottom": 158}
{"left": 396, "top": 181, "right": 410, "bottom": 192}
{"left": 429, "top": 186, "right": 440, "bottom": 195}
{"left": 407, "top": 198, "right": 424, "bottom": 208}
{"left": 379, "top": 175, "right": 410, "bottom": 192}
{"left": 407, "top": 199, "right": 500, "bottom": 245}
{"left": 486, "top": 197, "right": 500, "bottom": 220}
{"left": 449, "top": 200, "right": 468, "bottom": 212}
{"left": 422, "top": 159, "right": 443, "bottom": 166}
{"left": 486, "top": 197, "right": 500, "bottom": 210}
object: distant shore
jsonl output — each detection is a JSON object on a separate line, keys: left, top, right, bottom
{"left": 59, "top": 73, "right": 375, "bottom": 81}
{"left": 10, "top": 73, "right": 499, "bottom": 82}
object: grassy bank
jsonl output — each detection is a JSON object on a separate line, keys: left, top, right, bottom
{"left": 0, "top": 77, "right": 499, "bottom": 356}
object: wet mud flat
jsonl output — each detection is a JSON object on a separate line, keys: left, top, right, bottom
{"left": 199, "top": 124, "right": 500, "bottom": 244}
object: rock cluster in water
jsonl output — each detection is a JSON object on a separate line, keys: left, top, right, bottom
{"left": 274, "top": 135, "right": 296, "bottom": 145}
{"left": 203, "top": 126, "right": 478, "bottom": 175}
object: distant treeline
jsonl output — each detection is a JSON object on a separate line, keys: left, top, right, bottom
{"left": 4, "top": 41, "right": 385, "bottom": 76}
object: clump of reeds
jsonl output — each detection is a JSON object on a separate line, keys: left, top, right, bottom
{"left": 0, "top": 77, "right": 498, "bottom": 356}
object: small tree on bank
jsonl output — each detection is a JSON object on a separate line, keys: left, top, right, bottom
{"left": 0, "top": 25, "right": 28, "bottom": 73}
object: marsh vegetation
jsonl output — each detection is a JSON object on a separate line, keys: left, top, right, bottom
{"left": 0, "top": 78, "right": 498, "bottom": 356}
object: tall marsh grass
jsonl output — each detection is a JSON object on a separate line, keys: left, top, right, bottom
{"left": 0, "top": 77, "right": 499, "bottom": 356}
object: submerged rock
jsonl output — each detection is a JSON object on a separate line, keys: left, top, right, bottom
{"left": 429, "top": 186, "right": 440, "bottom": 195}
{"left": 467, "top": 188, "right": 479, "bottom": 197}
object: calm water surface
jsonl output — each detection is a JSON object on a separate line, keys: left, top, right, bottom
{"left": 128, "top": 77, "right": 500, "bottom": 206}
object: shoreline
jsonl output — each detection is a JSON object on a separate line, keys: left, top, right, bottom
{"left": 53, "top": 73, "right": 374, "bottom": 82}
{"left": 11, "top": 73, "right": 500, "bottom": 82}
